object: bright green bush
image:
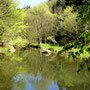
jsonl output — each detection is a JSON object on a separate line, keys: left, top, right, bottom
{"left": 13, "top": 37, "right": 29, "bottom": 47}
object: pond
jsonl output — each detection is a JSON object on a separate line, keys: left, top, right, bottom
{"left": 0, "top": 48, "right": 90, "bottom": 90}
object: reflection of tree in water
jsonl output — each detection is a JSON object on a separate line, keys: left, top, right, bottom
{"left": 21, "top": 49, "right": 90, "bottom": 90}
{"left": 0, "top": 53, "right": 21, "bottom": 90}
{"left": 0, "top": 50, "right": 29, "bottom": 90}
{"left": 28, "top": 73, "right": 52, "bottom": 90}
{"left": 13, "top": 73, "right": 52, "bottom": 90}
{"left": 13, "top": 74, "right": 26, "bottom": 90}
{"left": 0, "top": 49, "right": 90, "bottom": 90}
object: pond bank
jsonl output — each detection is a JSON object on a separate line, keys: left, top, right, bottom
{"left": 28, "top": 43, "right": 90, "bottom": 59}
{"left": 0, "top": 43, "right": 89, "bottom": 59}
{"left": 0, "top": 45, "right": 16, "bottom": 53}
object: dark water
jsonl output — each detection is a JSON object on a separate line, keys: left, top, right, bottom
{"left": 0, "top": 48, "right": 90, "bottom": 90}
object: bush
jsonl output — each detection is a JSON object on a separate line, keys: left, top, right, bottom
{"left": 13, "top": 37, "right": 29, "bottom": 47}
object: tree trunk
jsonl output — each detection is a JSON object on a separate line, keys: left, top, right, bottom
{"left": 0, "top": 42, "right": 4, "bottom": 47}
{"left": 39, "top": 37, "right": 42, "bottom": 45}
{"left": 45, "top": 32, "right": 47, "bottom": 44}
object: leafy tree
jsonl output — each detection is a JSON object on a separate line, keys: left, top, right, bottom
{"left": 79, "top": 0, "right": 90, "bottom": 24}
{"left": 25, "top": 3, "right": 55, "bottom": 44}
{"left": 50, "top": 0, "right": 85, "bottom": 13}
{"left": 0, "top": 0, "right": 26, "bottom": 45}
{"left": 58, "top": 6, "right": 81, "bottom": 41}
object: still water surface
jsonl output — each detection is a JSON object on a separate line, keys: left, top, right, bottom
{"left": 0, "top": 48, "right": 90, "bottom": 90}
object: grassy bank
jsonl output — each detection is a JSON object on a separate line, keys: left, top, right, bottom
{"left": 40, "top": 43, "right": 63, "bottom": 52}
{"left": 39, "top": 43, "right": 90, "bottom": 59}
{"left": 0, "top": 43, "right": 89, "bottom": 59}
{"left": 0, "top": 46, "right": 15, "bottom": 53}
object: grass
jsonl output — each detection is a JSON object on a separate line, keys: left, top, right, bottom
{"left": 39, "top": 43, "right": 90, "bottom": 59}
{"left": 1, "top": 42, "right": 88, "bottom": 59}
{"left": 0, "top": 46, "right": 15, "bottom": 52}
{"left": 32, "top": 42, "right": 38, "bottom": 46}
{"left": 40, "top": 43, "right": 63, "bottom": 53}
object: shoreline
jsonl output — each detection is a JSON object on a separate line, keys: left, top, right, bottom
{"left": 0, "top": 43, "right": 89, "bottom": 59}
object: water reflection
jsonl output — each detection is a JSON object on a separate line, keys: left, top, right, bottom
{"left": 13, "top": 73, "right": 59, "bottom": 90}
{"left": 0, "top": 48, "right": 90, "bottom": 90}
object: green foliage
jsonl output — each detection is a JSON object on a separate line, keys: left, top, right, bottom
{"left": 79, "top": 0, "right": 90, "bottom": 24}
{"left": 0, "top": 0, "right": 26, "bottom": 45}
{"left": 0, "top": 0, "right": 89, "bottom": 59}
{"left": 25, "top": 3, "right": 56, "bottom": 44}
{"left": 47, "top": 36, "right": 58, "bottom": 44}
{"left": 78, "top": 30, "right": 90, "bottom": 42}
{"left": 58, "top": 6, "right": 80, "bottom": 39}
{"left": 58, "top": 41, "right": 90, "bottom": 59}
{"left": 13, "top": 37, "right": 29, "bottom": 47}
{"left": 0, "top": 45, "right": 15, "bottom": 53}
{"left": 40, "top": 43, "right": 63, "bottom": 51}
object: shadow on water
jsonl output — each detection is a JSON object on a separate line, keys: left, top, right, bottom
{"left": 0, "top": 48, "right": 90, "bottom": 90}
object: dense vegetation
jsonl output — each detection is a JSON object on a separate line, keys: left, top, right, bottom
{"left": 0, "top": 0, "right": 90, "bottom": 59}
